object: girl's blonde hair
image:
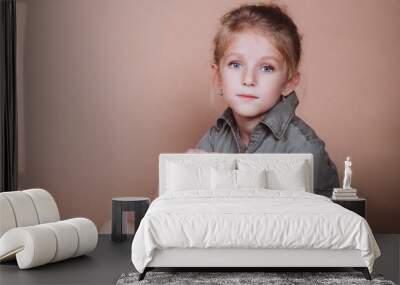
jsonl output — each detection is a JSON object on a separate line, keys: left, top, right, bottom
{"left": 213, "top": 2, "right": 303, "bottom": 82}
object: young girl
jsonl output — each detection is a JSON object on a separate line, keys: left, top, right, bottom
{"left": 189, "top": 3, "right": 339, "bottom": 196}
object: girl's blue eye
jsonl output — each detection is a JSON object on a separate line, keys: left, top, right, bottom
{"left": 228, "top": 62, "right": 274, "bottom": 72}
{"left": 261, "top": 65, "right": 274, "bottom": 72}
{"left": 228, "top": 62, "right": 241, "bottom": 69}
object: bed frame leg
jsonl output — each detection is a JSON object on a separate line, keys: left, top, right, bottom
{"left": 354, "top": 267, "right": 371, "bottom": 280}
{"left": 138, "top": 268, "right": 148, "bottom": 281}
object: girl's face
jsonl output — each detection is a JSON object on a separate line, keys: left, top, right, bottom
{"left": 213, "top": 30, "right": 299, "bottom": 119}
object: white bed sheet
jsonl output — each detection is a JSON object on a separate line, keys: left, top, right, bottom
{"left": 131, "top": 189, "right": 380, "bottom": 273}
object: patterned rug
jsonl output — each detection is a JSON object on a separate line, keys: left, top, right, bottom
{"left": 116, "top": 271, "right": 397, "bottom": 285}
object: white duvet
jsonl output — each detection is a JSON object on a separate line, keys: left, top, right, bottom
{"left": 131, "top": 189, "right": 381, "bottom": 273}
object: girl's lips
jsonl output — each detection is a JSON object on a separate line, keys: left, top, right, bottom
{"left": 237, "top": 94, "right": 258, "bottom": 100}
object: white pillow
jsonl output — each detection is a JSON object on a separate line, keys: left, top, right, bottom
{"left": 266, "top": 166, "right": 306, "bottom": 191}
{"left": 236, "top": 169, "right": 267, "bottom": 188}
{"left": 166, "top": 162, "right": 211, "bottom": 191}
{"left": 211, "top": 168, "right": 236, "bottom": 190}
{"left": 211, "top": 168, "right": 268, "bottom": 190}
{"left": 238, "top": 159, "right": 308, "bottom": 191}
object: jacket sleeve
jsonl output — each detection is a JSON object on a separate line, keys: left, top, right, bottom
{"left": 310, "top": 143, "right": 340, "bottom": 197}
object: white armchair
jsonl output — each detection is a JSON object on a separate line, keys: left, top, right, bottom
{"left": 0, "top": 188, "right": 98, "bottom": 269}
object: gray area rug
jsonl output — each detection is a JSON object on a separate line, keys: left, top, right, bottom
{"left": 116, "top": 271, "right": 396, "bottom": 285}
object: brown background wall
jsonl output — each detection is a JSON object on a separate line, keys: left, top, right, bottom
{"left": 16, "top": 0, "right": 400, "bottom": 233}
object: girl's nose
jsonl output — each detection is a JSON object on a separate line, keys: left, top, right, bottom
{"left": 243, "top": 80, "right": 256, "bottom": 87}
{"left": 242, "top": 69, "right": 256, "bottom": 87}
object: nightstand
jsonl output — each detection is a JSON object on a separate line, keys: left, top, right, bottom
{"left": 111, "top": 197, "right": 150, "bottom": 242}
{"left": 332, "top": 197, "right": 366, "bottom": 218}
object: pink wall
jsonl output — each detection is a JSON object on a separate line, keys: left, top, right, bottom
{"left": 16, "top": 0, "right": 400, "bottom": 233}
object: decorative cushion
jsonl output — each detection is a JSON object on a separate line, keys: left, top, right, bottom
{"left": 238, "top": 159, "right": 308, "bottom": 191}
{"left": 160, "top": 156, "right": 236, "bottom": 195}
{"left": 166, "top": 162, "right": 212, "bottom": 191}
{"left": 266, "top": 166, "right": 307, "bottom": 191}
{"left": 211, "top": 168, "right": 268, "bottom": 190}
{"left": 211, "top": 168, "right": 236, "bottom": 190}
{"left": 236, "top": 169, "right": 267, "bottom": 188}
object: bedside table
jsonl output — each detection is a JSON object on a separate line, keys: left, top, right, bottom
{"left": 332, "top": 197, "right": 366, "bottom": 218}
{"left": 112, "top": 197, "right": 150, "bottom": 242}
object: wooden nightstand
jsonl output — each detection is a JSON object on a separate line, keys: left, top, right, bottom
{"left": 332, "top": 197, "right": 366, "bottom": 218}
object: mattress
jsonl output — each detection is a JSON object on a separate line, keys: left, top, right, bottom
{"left": 131, "top": 189, "right": 381, "bottom": 273}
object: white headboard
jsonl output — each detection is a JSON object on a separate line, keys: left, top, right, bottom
{"left": 159, "top": 153, "right": 314, "bottom": 196}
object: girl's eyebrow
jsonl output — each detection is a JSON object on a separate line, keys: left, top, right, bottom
{"left": 225, "top": 52, "right": 279, "bottom": 63}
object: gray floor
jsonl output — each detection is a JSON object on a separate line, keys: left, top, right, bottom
{"left": 0, "top": 234, "right": 399, "bottom": 285}
{"left": 374, "top": 234, "right": 400, "bottom": 284}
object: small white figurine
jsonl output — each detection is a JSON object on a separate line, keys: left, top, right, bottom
{"left": 343, "top": 156, "right": 352, "bottom": 189}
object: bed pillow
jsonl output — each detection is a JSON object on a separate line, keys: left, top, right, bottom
{"left": 211, "top": 168, "right": 268, "bottom": 190}
{"left": 237, "top": 159, "right": 308, "bottom": 191}
{"left": 236, "top": 169, "right": 267, "bottom": 189}
{"left": 211, "top": 168, "right": 236, "bottom": 190}
{"left": 266, "top": 166, "right": 306, "bottom": 191}
{"left": 166, "top": 162, "right": 212, "bottom": 191}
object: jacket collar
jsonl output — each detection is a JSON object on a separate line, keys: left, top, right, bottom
{"left": 216, "top": 90, "right": 299, "bottom": 140}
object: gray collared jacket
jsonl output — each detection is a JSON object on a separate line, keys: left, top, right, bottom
{"left": 196, "top": 91, "right": 339, "bottom": 196}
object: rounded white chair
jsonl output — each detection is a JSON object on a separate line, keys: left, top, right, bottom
{"left": 0, "top": 189, "right": 98, "bottom": 269}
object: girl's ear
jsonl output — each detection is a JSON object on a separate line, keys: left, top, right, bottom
{"left": 282, "top": 71, "right": 301, "bottom": 96}
{"left": 211, "top": 63, "right": 223, "bottom": 88}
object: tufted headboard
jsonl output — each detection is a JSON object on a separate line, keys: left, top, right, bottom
{"left": 158, "top": 153, "right": 313, "bottom": 196}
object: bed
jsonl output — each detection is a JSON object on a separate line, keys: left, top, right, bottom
{"left": 131, "top": 153, "right": 381, "bottom": 281}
